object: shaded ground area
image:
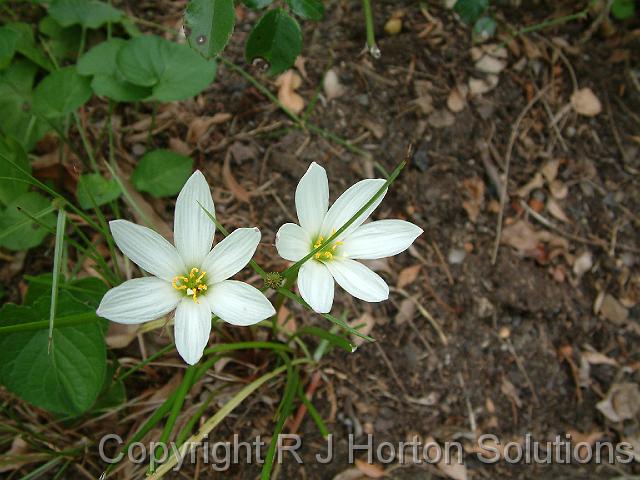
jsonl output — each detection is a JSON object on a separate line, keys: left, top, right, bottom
{"left": 2, "top": 1, "right": 640, "bottom": 479}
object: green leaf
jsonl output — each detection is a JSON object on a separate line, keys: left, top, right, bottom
{"left": 184, "top": 0, "right": 236, "bottom": 58}
{"left": 25, "top": 274, "right": 108, "bottom": 309}
{"left": 49, "top": 0, "right": 124, "bottom": 29}
{"left": 0, "top": 60, "right": 52, "bottom": 150}
{"left": 0, "top": 26, "right": 18, "bottom": 69}
{"left": 93, "top": 361, "right": 125, "bottom": 411}
{"left": 38, "top": 16, "right": 82, "bottom": 61}
{"left": 33, "top": 66, "right": 92, "bottom": 117}
{"left": 453, "top": 0, "right": 489, "bottom": 24}
{"left": 245, "top": 9, "right": 301, "bottom": 75}
{"left": 612, "top": 0, "right": 635, "bottom": 19}
{"left": 0, "top": 136, "right": 31, "bottom": 205}
{"left": 242, "top": 0, "right": 274, "bottom": 8}
{"left": 116, "top": 36, "right": 217, "bottom": 101}
{"left": 0, "top": 292, "right": 106, "bottom": 416}
{"left": 76, "top": 173, "right": 121, "bottom": 209}
{"left": 78, "top": 39, "right": 152, "bottom": 101}
{"left": 131, "top": 150, "right": 193, "bottom": 197}
{"left": 286, "top": 0, "right": 324, "bottom": 21}
{"left": 4, "top": 22, "right": 52, "bottom": 71}
{"left": 472, "top": 16, "right": 496, "bottom": 42}
{"left": 0, "top": 191, "right": 56, "bottom": 250}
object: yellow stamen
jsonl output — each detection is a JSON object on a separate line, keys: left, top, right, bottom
{"left": 172, "top": 268, "right": 208, "bottom": 303}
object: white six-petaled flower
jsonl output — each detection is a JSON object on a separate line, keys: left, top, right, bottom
{"left": 275, "top": 162, "right": 423, "bottom": 314}
{"left": 97, "top": 170, "right": 275, "bottom": 365}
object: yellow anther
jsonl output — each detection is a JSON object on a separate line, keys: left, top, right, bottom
{"left": 196, "top": 270, "right": 206, "bottom": 282}
{"left": 172, "top": 268, "right": 208, "bottom": 302}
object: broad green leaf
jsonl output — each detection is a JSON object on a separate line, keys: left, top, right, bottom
{"left": 286, "top": 0, "right": 324, "bottom": 21}
{"left": 38, "top": 16, "right": 82, "bottom": 61}
{"left": 0, "top": 293, "right": 106, "bottom": 416}
{"left": 0, "top": 191, "right": 56, "bottom": 250}
{"left": 184, "top": 0, "right": 235, "bottom": 57}
{"left": 49, "top": 0, "right": 124, "bottom": 29}
{"left": 78, "top": 39, "right": 151, "bottom": 101}
{"left": 612, "top": 0, "right": 635, "bottom": 19}
{"left": 0, "top": 60, "right": 52, "bottom": 150}
{"left": 4, "top": 22, "right": 52, "bottom": 71}
{"left": 245, "top": 9, "right": 301, "bottom": 75}
{"left": 242, "top": 0, "right": 274, "bottom": 8}
{"left": 116, "top": 36, "right": 217, "bottom": 101}
{"left": 33, "top": 66, "right": 92, "bottom": 117}
{"left": 453, "top": 0, "right": 488, "bottom": 24}
{"left": 0, "top": 26, "right": 18, "bottom": 69}
{"left": 131, "top": 149, "right": 193, "bottom": 197}
{"left": 0, "top": 137, "right": 31, "bottom": 205}
{"left": 76, "top": 173, "right": 121, "bottom": 209}
{"left": 25, "top": 274, "right": 108, "bottom": 309}
{"left": 93, "top": 361, "right": 125, "bottom": 411}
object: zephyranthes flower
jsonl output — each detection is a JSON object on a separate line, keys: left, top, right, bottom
{"left": 97, "top": 171, "right": 275, "bottom": 364}
{"left": 275, "top": 162, "right": 423, "bottom": 313}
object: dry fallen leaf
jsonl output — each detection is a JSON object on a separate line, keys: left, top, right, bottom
{"left": 384, "top": 17, "right": 402, "bottom": 35}
{"left": 596, "top": 383, "right": 640, "bottom": 422}
{"left": 223, "top": 151, "right": 251, "bottom": 203}
{"left": 395, "top": 297, "right": 416, "bottom": 325}
{"left": 516, "top": 172, "right": 544, "bottom": 198}
{"left": 447, "top": 84, "right": 467, "bottom": 113}
{"left": 397, "top": 264, "right": 422, "bottom": 288}
{"left": 332, "top": 469, "right": 366, "bottom": 480}
{"left": 106, "top": 323, "right": 139, "bottom": 349}
{"left": 573, "top": 251, "right": 593, "bottom": 277}
{"left": 323, "top": 69, "right": 346, "bottom": 101}
{"left": 461, "top": 176, "right": 485, "bottom": 223}
{"left": 186, "top": 113, "right": 231, "bottom": 145}
{"left": 547, "top": 198, "right": 570, "bottom": 223}
{"left": 501, "top": 220, "right": 540, "bottom": 253}
{"left": 468, "top": 75, "right": 499, "bottom": 95}
{"left": 475, "top": 55, "right": 506, "bottom": 74}
{"left": 428, "top": 109, "right": 455, "bottom": 128}
{"left": 541, "top": 159, "right": 560, "bottom": 182}
{"left": 571, "top": 88, "right": 602, "bottom": 117}
{"left": 354, "top": 459, "right": 385, "bottom": 478}
{"left": 597, "top": 293, "right": 629, "bottom": 325}
{"left": 549, "top": 180, "right": 568, "bottom": 199}
{"left": 275, "top": 70, "right": 305, "bottom": 114}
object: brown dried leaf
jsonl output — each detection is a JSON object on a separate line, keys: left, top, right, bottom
{"left": 516, "top": 172, "right": 544, "bottom": 197}
{"left": 395, "top": 298, "right": 416, "bottom": 325}
{"left": 223, "top": 152, "right": 251, "bottom": 203}
{"left": 106, "top": 323, "right": 139, "bottom": 349}
{"left": 596, "top": 383, "right": 640, "bottom": 422}
{"left": 397, "top": 264, "right": 422, "bottom": 289}
{"left": 276, "top": 70, "right": 305, "bottom": 113}
{"left": 349, "top": 313, "right": 376, "bottom": 347}
{"left": 447, "top": 84, "right": 467, "bottom": 112}
{"left": 571, "top": 88, "right": 602, "bottom": 117}
{"left": 501, "top": 220, "right": 540, "bottom": 253}
{"left": 186, "top": 113, "right": 232, "bottom": 145}
{"left": 547, "top": 198, "right": 570, "bottom": 223}
{"left": 323, "top": 69, "right": 346, "bottom": 101}
{"left": 461, "top": 176, "right": 485, "bottom": 222}
{"left": 354, "top": 459, "right": 385, "bottom": 478}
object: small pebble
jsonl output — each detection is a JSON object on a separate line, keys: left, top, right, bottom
{"left": 448, "top": 248, "right": 466, "bottom": 265}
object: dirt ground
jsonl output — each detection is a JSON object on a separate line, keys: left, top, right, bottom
{"left": 3, "top": 0, "right": 640, "bottom": 479}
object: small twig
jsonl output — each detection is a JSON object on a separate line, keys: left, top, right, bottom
{"left": 430, "top": 241, "right": 454, "bottom": 286}
{"left": 505, "top": 338, "right": 539, "bottom": 405}
{"left": 492, "top": 85, "right": 551, "bottom": 265}
{"left": 391, "top": 287, "right": 448, "bottom": 346}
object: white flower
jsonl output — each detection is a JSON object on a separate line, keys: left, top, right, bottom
{"left": 97, "top": 170, "right": 275, "bottom": 365}
{"left": 275, "top": 162, "right": 423, "bottom": 313}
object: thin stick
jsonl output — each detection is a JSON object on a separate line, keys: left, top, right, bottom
{"left": 491, "top": 86, "right": 551, "bottom": 265}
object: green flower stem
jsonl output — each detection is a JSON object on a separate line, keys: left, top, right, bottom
{"left": 150, "top": 365, "right": 198, "bottom": 473}
{"left": 361, "top": 0, "right": 378, "bottom": 54}
{"left": 203, "top": 341, "right": 292, "bottom": 356}
{"left": 116, "top": 343, "right": 176, "bottom": 382}
{"left": 282, "top": 159, "right": 406, "bottom": 279}
{"left": 271, "top": 271, "right": 297, "bottom": 334}
{"left": 0, "top": 312, "right": 99, "bottom": 334}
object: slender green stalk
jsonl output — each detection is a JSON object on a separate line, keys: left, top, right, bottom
{"left": 361, "top": 0, "right": 380, "bottom": 57}
{"left": 0, "top": 312, "right": 99, "bottom": 334}
{"left": 48, "top": 209, "right": 66, "bottom": 354}
{"left": 72, "top": 112, "right": 97, "bottom": 170}
{"left": 282, "top": 160, "right": 406, "bottom": 278}
{"left": 297, "top": 382, "right": 328, "bottom": 438}
{"left": 203, "top": 341, "right": 292, "bottom": 356}
{"left": 151, "top": 366, "right": 197, "bottom": 472}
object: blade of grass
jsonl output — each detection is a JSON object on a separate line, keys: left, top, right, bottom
{"left": 146, "top": 358, "right": 312, "bottom": 479}
{"left": 48, "top": 209, "right": 66, "bottom": 354}
{"left": 297, "top": 382, "right": 328, "bottom": 438}
{"left": 203, "top": 341, "right": 292, "bottom": 356}
{"left": 276, "top": 288, "right": 374, "bottom": 342}
{"left": 0, "top": 312, "right": 99, "bottom": 334}
{"left": 291, "top": 326, "right": 354, "bottom": 353}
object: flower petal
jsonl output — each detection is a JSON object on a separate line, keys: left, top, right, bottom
{"left": 110, "top": 220, "right": 185, "bottom": 282}
{"left": 295, "top": 162, "right": 329, "bottom": 236}
{"left": 275, "top": 223, "right": 311, "bottom": 262}
{"left": 205, "top": 280, "right": 275, "bottom": 326}
{"left": 174, "top": 170, "right": 216, "bottom": 267}
{"left": 325, "top": 258, "right": 388, "bottom": 302}
{"left": 201, "top": 227, "right": 261, "bottom": 283}
{"left": 321, "top": 179, "right": 387, "bottom": 238}
{"left": 174, "top": 298, "right": 212, "bottom": 365}
{"left": 341, "top": 220, "right": 423, "bottom": 259}
{"left": 97, "top": 277, "right": 180, "bottom": 324}
{"left": 298, "top": 260, "right": 334, "bottom": 313}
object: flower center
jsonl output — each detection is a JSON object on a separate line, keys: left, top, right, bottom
{"left": 311, "top": 231, "right": 343, "bottom": 262}
{"left": 172, "top": 267, "right": 208, "bottom": 303}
